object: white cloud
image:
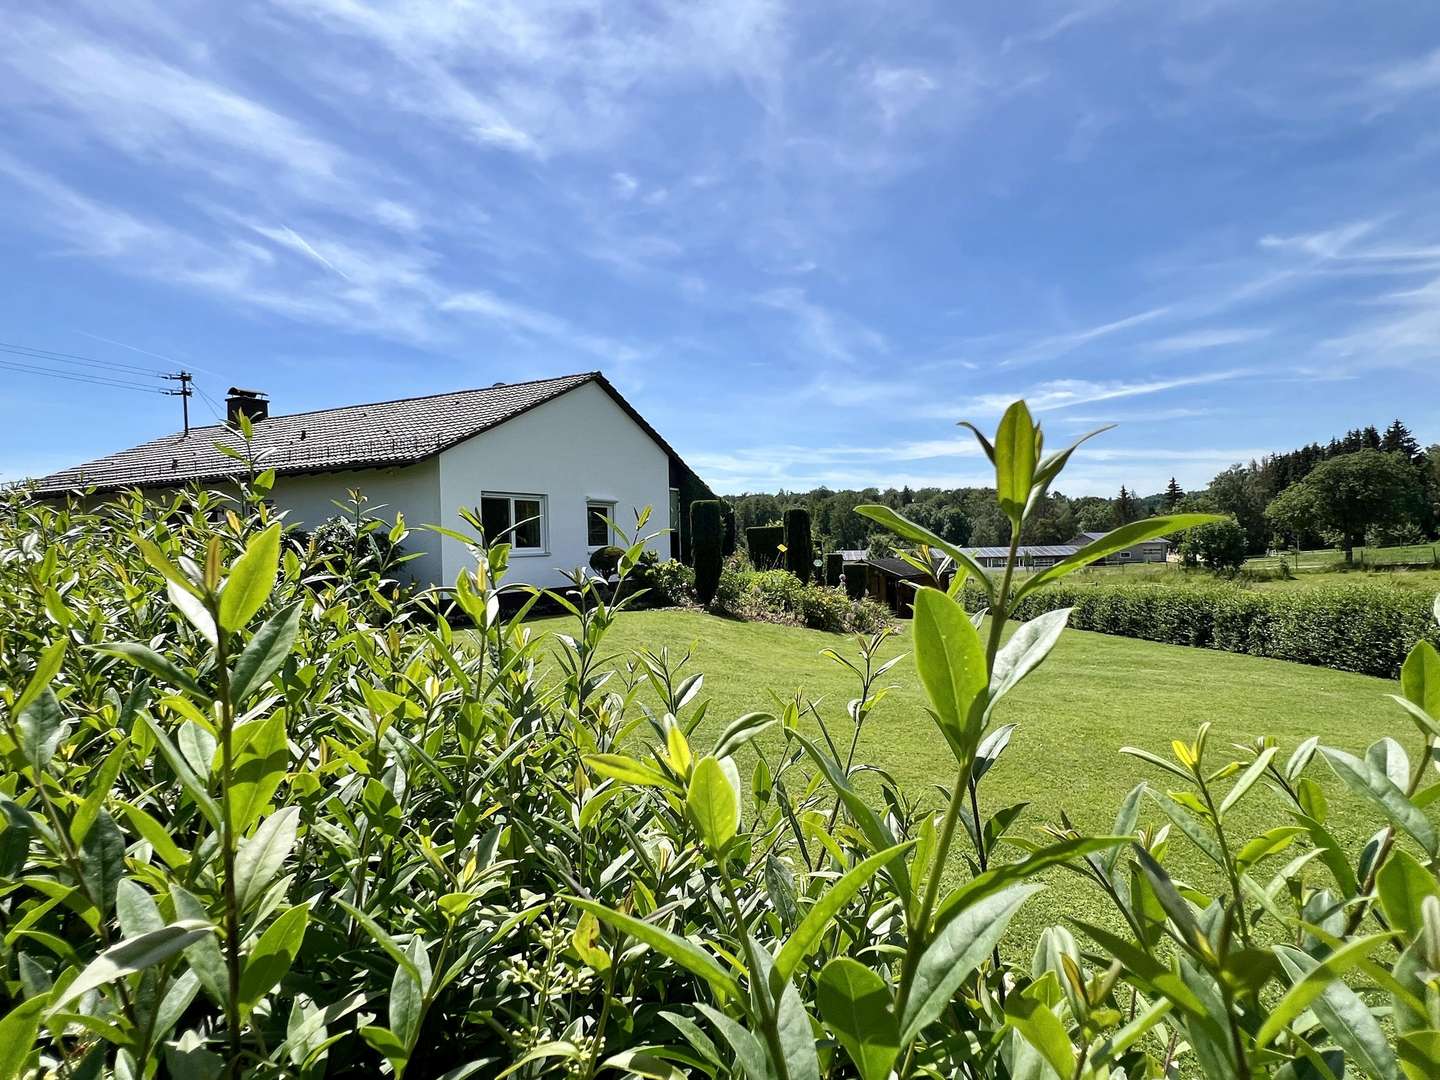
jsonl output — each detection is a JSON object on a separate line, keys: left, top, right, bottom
{"left": 868, "top": 66, "right": 939, "bottom": 126}
{"left": 923, "top": 368, "right": 1254, "bottom": 420}
{"left": 756, "top": 288, "right": 887, "bottom": 365}
{"left": 1369, "top": 48, "right": 1440, "bottom": 98}
{"left": 1148, "top": 327, "right": 1270, "bottom": 351}
{"left": 440, "top": 289, "right": 643, "bottom": 364}
{"left": 993, "top": 306, "right": 1173, "bottom": 367}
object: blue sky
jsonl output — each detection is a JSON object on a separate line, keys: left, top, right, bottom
{"left": 1, "top": 1, "right": 1438, "bottom": 497}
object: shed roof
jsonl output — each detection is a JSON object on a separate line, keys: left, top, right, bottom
{"left": 29, "top": 372, "right": 702, "bottom": 496}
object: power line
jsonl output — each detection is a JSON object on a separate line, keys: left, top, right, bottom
{"left": 0, "top": 357, "right": 167, "bottom": 394}
{"left": 0, "top": 340, "right": 167, "bottom": 378}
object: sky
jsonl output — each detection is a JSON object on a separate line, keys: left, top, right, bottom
{"left": 1, "top": 1, "right": 1438, "bottom": 498}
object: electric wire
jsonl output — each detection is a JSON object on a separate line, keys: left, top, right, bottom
{"left": 0, "top": 357, "right": 167, "bottom": 393}
{"left": 0, "top": 340, "right": 167, "bottom": 378}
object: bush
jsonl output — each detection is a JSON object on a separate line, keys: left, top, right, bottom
{"left": 721, "top": 503, "right": 737, "bottom": 556}
{"left": 629, "top": 549, "right": 695, "bottom": 606}
{"left": 965, "top": 577, "right": 1440, "bottom": 677}
{"left": 783, "top": 506, "right": 813, "bottom": 583}
{"left": 1178, "top": 515, "right": 1247, "bottom": 571}
{"left": 7, "top": 400, "right": 1440, "bottom": 1080}
{"left": 588, "top": 544, "right": 625, "bottom": 578}
{"left": 691, "top": 498, "right": 724, "bottom": 604}
{"left": 745, "top": 524, "right": 785, "bottom": 569}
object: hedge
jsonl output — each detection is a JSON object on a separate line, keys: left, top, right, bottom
{"left": 783, "top": 507, "right": 813, "bottom": 583}
{"left": 690, "top": 500, "right": 724, "bottom": 605}
{"left": 961, "top": 579, "right": 1440, "bottom": 679}
{"left": 746, "top": 525, "right": 786, "bottom": 569}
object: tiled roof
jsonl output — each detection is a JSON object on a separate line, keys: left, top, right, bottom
{"left": 29, "top": 372, "right": 608, "bottom": 495}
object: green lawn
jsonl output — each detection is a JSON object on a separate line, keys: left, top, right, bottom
{"left": 531, "top": 608, "right": 1413, "bottom": 946}
{"left": 1025, "top": 560, "right": 1440, "bottom": 593}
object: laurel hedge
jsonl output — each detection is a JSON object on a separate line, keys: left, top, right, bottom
{"left": 963, "top": 578, "right": 1440, "bottom": 678}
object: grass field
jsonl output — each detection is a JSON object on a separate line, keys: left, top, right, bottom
{"left": 530, "top": 608, "right": 1414, "bottom": 947}
{"left": 1247, "top": 541, "right": 1440, "bottom": 573}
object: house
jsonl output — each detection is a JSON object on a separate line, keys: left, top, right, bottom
{"left": 28, "top": 372, "right": 713, "bottom": 590}
{"left": 1067, "top": 531, "right": 1171, "bottom": 564}
{"left": 963, "top": 545, "right": 1080, "bottom": 570}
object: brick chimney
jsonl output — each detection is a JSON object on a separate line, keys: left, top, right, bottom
{"left": 226, "top": 387, "right": 269, "bottom": 423}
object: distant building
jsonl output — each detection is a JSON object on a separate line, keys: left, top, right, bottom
{"left": 1066, "top": 531, "right": 1171, "bottom": 564}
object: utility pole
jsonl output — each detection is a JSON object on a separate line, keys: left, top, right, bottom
{"left": 163, "top": 370, "right": 193, "bottom": 435}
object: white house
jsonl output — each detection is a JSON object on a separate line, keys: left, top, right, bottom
{"left": 29, "top": 373, "right": 712, "bottom": 590}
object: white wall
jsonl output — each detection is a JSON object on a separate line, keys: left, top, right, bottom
{"left": 436, "top": 380, "right": 672, "bottom": 588}
{"left": 269, "top": 458, "right": 443, "bottom": 584}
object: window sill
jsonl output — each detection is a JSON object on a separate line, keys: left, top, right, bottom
{"left": 508, "top": 549, "right": 551, "bottom": 558}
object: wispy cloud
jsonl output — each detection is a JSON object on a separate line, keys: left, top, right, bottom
{"left": 756, "top": 288, "right": 887, "bottom": 365}
{"left": 1148, "top": 327, "right": 1270, "bottom": 351}
{"left": 923, "top": 368, "right": 1255, "bottom": 419}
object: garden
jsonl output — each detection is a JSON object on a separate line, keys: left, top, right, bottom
{"left": 4, "top": 401, "right": 1440, "bottom": 1080}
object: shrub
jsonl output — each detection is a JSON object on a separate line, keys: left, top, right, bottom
{"left": 588, "top": 544, "right": 625, "bottom": 578}
{"left": 691, "top": 498, "right": 724, "bottom": 604}
{"left": 6, "top": 399, "right": 1440, "bottom": 1080}
{"left": 631, "top": 549, "right": 695, "bottom": 606}
{"left": 745, "top": 524, "right": 785, "bottom": 569}
{"left": 721, "top": 503, "right": 737, "bottom": 556}
{"left": 824, "top": 551, "right": 843, "bottom": 586}
{"left": 783, "top": 506, "right": 813, "bottom": 582}
{"left": 1178, "top": 515, "right": 1247, "bottom": 571}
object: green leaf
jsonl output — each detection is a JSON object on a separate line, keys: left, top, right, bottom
{"left": 80, "top": 810, "right": 124, "bottom": 918}
{"left": 229, "top": 712, "right": 289, "bottom": 834}
{"left": 1015, "top": 514, "right": 1225, "bottom": 600}
{"left": 1402, "top": 640, "right": 1440, "bottom": 721}
{"left": 817, "top": 959, "right": 899, "bottom": 1080}
{"left": 1275, "top": 945, "right": 1400, "bottom": 1080}
{"left": 934, "top": 837, "right": 1127, "bottom": 929}
{"left": 96, "top": 642, "right": 204, "bottom": 698}
{"left": 987, "top": 608, "right": 1071, "bottom": 717}
{"left": 1219, "top": 747, "right": 1278, "bottom": 818}
{"left": 694, "top": 1004, "right": 767, "bottom": 1080}
{"left": 598, "top": 1051, "right": 688, "bottom": 1080}
{"left": 687, "top": 756, "right": 739, "bottom": 853}
{"left": 712, "top": 712, "right": 777, "bottom": 760}
{"left": 230, "top": 602, "right": 301, "bottom": 702}
{"left": 17, "top": 688, "right": 66, "bottom": 772}
{"left": 774, "top": 841, "right": 915, "bottom": 983}
{"left": 12, "top": 638, "right": 66, "bottom": 720}
{"left": 1321, "top": 747, "right": 1437, "bottom": 855}
{"left": 912, "top": 587, "right": 988, "bottom": 771}
{"left": 137, "top": 712, "right": 221, "bottom": 828}
{"left": 389, "top": 936, "right": 431, "bottom": 1052}
{"left": 235, "top": 807, "right": 300, "bottom": 913}
{"left": 70, "top": 740, "right": 128, "bottom": 847}
{"left": 993, "top": 401, "right": 1037, "bottom": 521}
{"left": 1256, "top": 933, "right": 1394, "bottom": 1049}
{"left": 218, "top": 522, "right": 281, "bottom": 633}
{"left": 1004, "top": 975, "right": 1077, "bottom": 1080}
{"left": 238, "top": 904, "right": 309, "bottom": 1016}
{"left": 854, "top": 504, "right": 993, "bottom": 598}
{"left": 900, "top": 883, "right": 1040, "bottom": 1045}
{"left": 167, "top": 578, "right": 217, "bottom": 646}
{"left": 51, "top": 920, "right": 214, "bottom": 1012}
{"left": 567, "top": 897, "right": 739, "bottom": 1002}
{"left": 584, "top": 753, "right": 676, "bottom": 790}
{"left": 1377, "top": 850, "right": 1440, "bottom": 942}
{"left": 0, "top": 995, "right": 47, "bottom": 1080}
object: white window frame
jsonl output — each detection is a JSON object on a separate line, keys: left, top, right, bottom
{"left": 480, "top": 492, "right": 548, "bottom": 555}
{"left": 586, "top": 500, "right": 616, "bottom": 551}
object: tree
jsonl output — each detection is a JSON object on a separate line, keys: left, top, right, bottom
{"left": 1381, "top": 419, "right": 1423, "bottom": 464}
{"left": 1264, "top": 481, "right": 1322, "bottom": 551}
{"left": 1299, "top": 450, "right": 1424, "bottom": 562}
{"left": 1163, "top": 477, "right": 1184, "bottom": 510}
{"left": 1114, "top": 486, "right": 1139, "bottom": 525}
{"left": 1178, "top": 516, "right": 1248, "bottom": 571}
{"left": 1077, "top": 499, "right": 1116, "bottom": 534}
{"left": 1206, "top": 465, "right": 1268, "bottom": 555}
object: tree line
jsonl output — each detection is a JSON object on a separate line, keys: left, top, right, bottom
{"left": 726, "top": 419, "right": 1440, "bottom": 561}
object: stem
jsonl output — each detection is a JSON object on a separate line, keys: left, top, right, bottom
{"left": 1343, "top": 734, "right": 1435, "bottom": 934}
{"left": 1197, "top": 780, "right": 1249, "bottom": 945}
{"left": 211, "top": 610, "right": 244, "bottom": 1077}
{"left": 719, "top": 873, "right": 791, "bottom": 1080}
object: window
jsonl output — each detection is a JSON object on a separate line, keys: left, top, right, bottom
{"left": 1118, "top": 550, "right": 1132, "bottom": 560}
{"left": 587, "top": 501, "right": 614, "bottom": 548}
{"left": 479, "top": 493, "right": 546, "bottom": 552}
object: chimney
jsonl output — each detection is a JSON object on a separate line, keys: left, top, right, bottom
{"left": 226, "top": 387, "right": 269, "bottom": 424}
